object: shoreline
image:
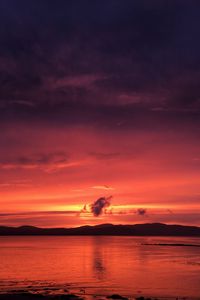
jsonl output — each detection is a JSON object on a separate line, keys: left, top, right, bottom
{"left": 0, "top": 291, "right": 199, "bottom": 300}
{"left": 0, "top": 281, "right": 199, "bottom": 300}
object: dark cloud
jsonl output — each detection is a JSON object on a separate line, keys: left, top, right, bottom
{"left": 0, "top": 152, "right": 71, "bottom": 171}
{"left": 136, "top": 208, "right": 147, "bottom": 216}
{"left": 0, "top": 0, "right": 200, "bottom": 129}
{"left": 81, "top": 196, "right": 113, "bottom": 217}
{"left": 91, "top": 196, "right": 112, "bottom": 216}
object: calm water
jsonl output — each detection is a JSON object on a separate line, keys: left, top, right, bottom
{"left": 0, "top": 236, "right": 200, "bottom": 298}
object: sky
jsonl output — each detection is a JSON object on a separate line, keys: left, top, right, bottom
{"left": 0, "top": 0, "right": 200, "bottom": 227}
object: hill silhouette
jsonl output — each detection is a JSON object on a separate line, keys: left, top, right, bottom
{"left": 0, "top": 223, "right": 200, "bottom": 236}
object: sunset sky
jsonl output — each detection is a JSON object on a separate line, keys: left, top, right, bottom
{"left": 0, "top": 0, "right": 200, "bottom": 227}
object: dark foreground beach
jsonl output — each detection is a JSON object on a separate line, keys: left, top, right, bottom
{"left": 0, "top": 292, "right": 199, "bottom": 300}
{"left": 0, "top": 293, "right": 83, "bottom": 300}
{"left": 0, "top": 293, "right": 152, "bottom": 300}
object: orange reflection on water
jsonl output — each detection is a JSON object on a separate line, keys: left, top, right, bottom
{"left": 0, "top": 236, "right": 200, "bottom": 298}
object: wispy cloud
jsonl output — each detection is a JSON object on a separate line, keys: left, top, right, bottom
{"left": 91, "top": 185, "right": 115, "bottom": 191}
{"left": 90, "top": 152, "right": 121, "bottom": 160}
{"left": 45, "top": 74, "right": 105, "bottom": 90}
{"left": 0, "top": 210, "right": 78, "bottom": 217}
{"left": 0, "top": 100, "right": 36, "bottom": 108}
{"left": 0, "top": 179, "right": 32, "bottom": 188}
{"left": 0, "top": 152, "right": 83, "bottom": 172}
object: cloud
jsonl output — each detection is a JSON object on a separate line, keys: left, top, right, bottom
{"left": 0, "top": 152, "right": 82, "bottom": 172}
{"left": 91, "top": 185, "right": 115, "bottom": 191}
{"left": 91, "top": 196, "right": 112, "bottom": 216}
{"left": 0, "top": 100, "right": 35, "bottom": 108}
{"left": 45, "top": 74, "right": 105, "bottom": 90}
{"left": 0, "top": 210, "right": 83, "bottom": 227}
{"left": 0, "top": 0, "right": 199, "bottom": 130}
{"left": 0, "top": 180, "right": 31, "bottom": 187}
{"left": 136, "top": 208, "right": 147, "bottom": 216}
{"left": 90, "top": 152, "right": 121, "bottom": 160}
{"left": 81, "top": 196, "right": 113, "bottom": 217}
{"left": 0, "top": 210, "right": 78, "bottom": 217}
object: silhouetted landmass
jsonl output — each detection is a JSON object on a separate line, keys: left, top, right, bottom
{"left": 107, "top": 294, "right": 128, "bottom": 300}
{"left": 1, "top": 223, "right": 200, "bottom": 236}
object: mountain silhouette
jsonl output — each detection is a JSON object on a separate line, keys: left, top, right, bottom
{"left": 0, "top": 223, "right": 200, "bottom": 236}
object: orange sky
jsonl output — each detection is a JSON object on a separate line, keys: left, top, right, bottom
{"left": 1, "top": 1, "right": 200, "bottom": 228}
{"left": 0, "top": 122, "right": 200, "bottom": 227}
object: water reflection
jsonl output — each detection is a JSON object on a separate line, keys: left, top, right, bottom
{"left": 0, "top": 236, "right": 200, "bottom": 298}
{"left": 92, "top": 237, "right": 106, "bottom": 280}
